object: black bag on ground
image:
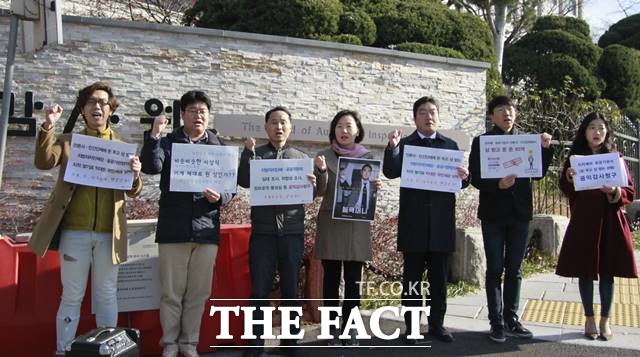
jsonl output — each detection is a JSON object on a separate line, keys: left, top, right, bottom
{"left": 65, "top": 327, "right": 140, "bottom": 357}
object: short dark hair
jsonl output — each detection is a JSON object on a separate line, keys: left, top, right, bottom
{"left": 362, "top": 163, "right": 372, "bottom": 171}
{"left": 265, "top": 106, "right": 292, "bottom": 123}
{"left": 413, "top": 96, "right": 439, "bottom": 118}
{"left": 180, "top": 90, "right": 211, "bottom": 111}
{"left": 329, "top": 110, "right": 365, "bottom": 144}
{"left": 76, "top": 82, "right": 118, "bottom": 113}
{"left": 487, "top": 95, "right": 515, "bottom": 115}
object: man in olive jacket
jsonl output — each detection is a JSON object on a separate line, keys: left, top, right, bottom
{"left": 383, "top": 96, "right": 469, "bottom": 344}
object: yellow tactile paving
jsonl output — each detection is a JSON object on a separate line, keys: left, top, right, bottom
{"left": 522, "top": 277, "right": 640, "bottom": 328}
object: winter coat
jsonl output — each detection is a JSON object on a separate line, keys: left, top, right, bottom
{"left": 237, "top": 142, "right": 327, "bottom": 235}
{"left": 469, "top": 126, "right": 554, "bottom": 222}
{"left": 383, "top": 130, "right": 468, "bottom": 253}
{"left": 28, "top": 126, "right": 142, "bottom": 264}
{"left": 140, "top": 127, "right": 227, "bottom": 245}
{"left": 556, "top": 155, "right": 638, "bottom": 279}
{"left": 314, "top": 148, "right": 374, "bottom": 261}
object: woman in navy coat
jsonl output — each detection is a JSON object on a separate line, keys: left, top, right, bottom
{"left": 556, "top": 112, "right": 638, "bottom": 341}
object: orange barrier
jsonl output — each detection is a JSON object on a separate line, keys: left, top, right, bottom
{"left": 0, "top": 224, "right": 252, "bottom": 356}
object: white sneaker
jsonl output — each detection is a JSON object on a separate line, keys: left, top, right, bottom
{"left": 162, "top": 345, "right": 179, "bottom": 357}
{"left": 180, "top": 345, "right": 200, "bottom": 357}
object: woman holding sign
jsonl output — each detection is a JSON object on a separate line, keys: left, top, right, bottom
{"left": 556, "top": 112, "right": 638, "bottom": 341}
{"left": 314, "top": 110, "right": 382, "bottom": 346}
{"left": 28, "top": 82, "right": 142, "bottom": 355}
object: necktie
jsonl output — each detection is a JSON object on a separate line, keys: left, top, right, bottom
{"left": 361, "top": 182, "right": 368, "bottom": 213}
{"left": 423, "top": 137, "right": 433, "bottom": 147}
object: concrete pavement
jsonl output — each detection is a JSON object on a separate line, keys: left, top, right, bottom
{"left": 176, "top": 251, "right": 640, "bottom": 356}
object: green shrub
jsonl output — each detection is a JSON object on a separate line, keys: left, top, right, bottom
{"left": 503, "top": 16, "right": 602, "bottom": 98}
{"left": 182, "top": 0, "right": 241, "bottom": 28}
{"left": 313, "top": 33, "right": 363, "bottom": 45}
{"left": 598, "top": 13, "right": 640, "bottom": 50}
{"left": 338, "top": 9, "right": 377, "bottom": 45}
{"left": 513, "top": 29, "right": 601, "bottom": 71}
{"left": 233, "top": 0, "right": 343, "bottom": 38}
{"left": 625, "top": 106, "right": 640, "bottom": 122}
{"left": 394, "top": 42, "right": 465, "bottom": 59}
{"left": 597, "top": 44, "right": 640, "bottom": 109}
{"left": 532, "top": 15, "right": 591, "bottom": 40}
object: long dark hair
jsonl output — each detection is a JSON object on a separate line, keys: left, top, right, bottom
{"left": 568, "top": 112, "right": 613, "bottom": 156}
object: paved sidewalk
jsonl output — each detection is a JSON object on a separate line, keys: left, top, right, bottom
{"left": 177, "top": 251, "right": 640, "bottom": 356}
{"left": 432, "top": 250, "right": 640, "bottom": 351}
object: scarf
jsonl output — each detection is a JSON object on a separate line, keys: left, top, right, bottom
{"left": 331, "top": 140, "right": 370, "bottom": 158}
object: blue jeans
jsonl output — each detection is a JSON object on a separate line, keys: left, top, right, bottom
{"left": 481, "top": 221, "right": 529, "bottom": 327}
{"left": 56, "top": 230, "right": 118, "bottom": 352}
{"left": 247, "top": 233, "right": 304, "bottom": 348}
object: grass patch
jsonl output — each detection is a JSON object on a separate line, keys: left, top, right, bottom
{"left": 359, "top": 271, "right": 480, "bottom": 310}
{"left": 448, "top": 280, "right": 480, "bottom": 298}
{"left": 522, "top": 250, "right": 557, "bottom": 278}
{"left": 632, "top": 230, "right": 640, "bottom": 250}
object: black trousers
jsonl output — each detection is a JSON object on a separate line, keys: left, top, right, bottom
{"left": 401, "top": 251, "right": 449, "bottom": 330}
{"left": 322, "top": 259, "right": 364, "bottom": 331}
{"left": 247, "top": 233, "right": 304, "bottom": 347}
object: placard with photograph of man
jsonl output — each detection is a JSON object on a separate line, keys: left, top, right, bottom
{"left": 333, "top": 157, "right": 381, "bottom": 222}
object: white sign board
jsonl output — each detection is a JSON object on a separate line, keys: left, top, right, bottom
{"left": 400, "top": 145, "right": 464, "bottom": 193}
{"left": 64, "top": 134, "right": 136, "bottom": 190}
{"left": 169, "top": 144, "right": 238, "bottom": 193}
{"left": 115, "top": 220, "right": 160, "bottom": 312}
{"left": 249, "top": 159, "right": 314, "bottom": 206}
{"left": 570, "top": 153, "right": 628, "bottom": 191}
{"left": 479, "top": 134, "right": 542, "bottom": 178}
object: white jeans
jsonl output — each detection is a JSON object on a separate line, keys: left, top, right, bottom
{"left": 56, "top": 230, "right": 119, "bottom": 352}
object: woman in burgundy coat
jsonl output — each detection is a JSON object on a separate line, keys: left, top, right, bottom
{"left": 556, "top": 112, "right": 638, "bottom": 341}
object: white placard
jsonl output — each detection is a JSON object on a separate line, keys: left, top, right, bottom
{"left": 115, "top": 220, "right": 160, "bottom": 312}
{"left": 570, "top": 153, "right": 628, "bottom": 191}
{"left": 169, "top": 144, "right": 238, "bottom": 193}
{"left": 479, "top": 134, "right": 543, "bottom": 178}
{"left": 64, "top": 134, "right": 136, "bottom": 190}
{"left": 332, "top": 157, "right": 382, "bottom": 222}
{"left": 249, "top": 159, "right": 314, "bottom": 206}
{"left": 400, "top": 145, "right": 464, "bottom": 193}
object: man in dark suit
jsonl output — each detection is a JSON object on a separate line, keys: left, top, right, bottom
{"left": 345, "top": 163, "right": 376, "bottom": 219}
{"left": 383, "top": 96, "right": 470, "bottom": 344}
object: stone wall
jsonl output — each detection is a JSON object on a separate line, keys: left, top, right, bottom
{"left": 0, "top": 10, "right": 488, "bottom": 233}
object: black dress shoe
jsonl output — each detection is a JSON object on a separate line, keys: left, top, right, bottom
{"left": 401, "top": 332, "right": 419, "bottom": 345}
{"left": 428, "top": 326, "right": 455, "bottom": 343}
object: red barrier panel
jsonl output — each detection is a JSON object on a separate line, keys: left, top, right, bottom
{"left": 0, "top": 224, "right": 252, "bottom": 357}
{"left": 0, "top": 237, "right": 128, "bottom": 356}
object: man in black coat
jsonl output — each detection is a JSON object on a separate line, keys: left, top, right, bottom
{"left": 383, "top": 96, "right": 470, "bottom": 343}
{"left": 140, "top": 90, "right": 233, "bottom": 357}
{"left": 468, "top": 96, "right": 553, "bottom": 343}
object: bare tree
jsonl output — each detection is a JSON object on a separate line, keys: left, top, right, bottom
{"left": 446, "top": 0, "right": 579, "bottom": 74}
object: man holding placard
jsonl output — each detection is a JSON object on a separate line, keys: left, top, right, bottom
{"left": 28, "top": 82, "right": 142, "bottom": 355}
{"left": 238, "top": 106, "right": 326, "bottom": 357}
{"left": 383, "top": 96, "right": 469, "bottom": 344}
{"left": 140, "top": 91, "right": 233, "bottom": 357}
{"left": 468, "top": 95, "right": 553, "bottom": 344}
